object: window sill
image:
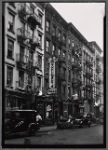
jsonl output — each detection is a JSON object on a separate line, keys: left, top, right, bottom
{"left": 8, "top": 29, "right": 15, "bottom": 34}
{"left": 7, "top": 56, "right": 14, "bottom": 60}
{"left": 6, "top": 85, "right": 13, "bottom": 89}
{"left": 38, "top": 47, "right": 42, "bottom": 51}
{"left": 38, "top": 26, "right": 43, "bottom": 30}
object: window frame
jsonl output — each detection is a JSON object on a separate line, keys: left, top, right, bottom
{"left": 7, "top": 38, "right": 14, "bottom": 59}
{"left": 46, "top": 20, "right": 50, "bottom": 33}
{"left": 8, "top": 12, "right": 15, "bottom": 33}
{"left": 19, "top": 70, "right": 24, "bottom": 88}
{"left": 7, "top": 66, "right": 13, "bottom": 87}
{"left": 46, "top": 39, "right": 50, "bottom": 52}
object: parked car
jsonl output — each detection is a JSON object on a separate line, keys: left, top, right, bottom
{"left": 86, "top": 113, "right": 97, "bottom": 123}
{"left": 57, "top": 116, "right": 83, "bottom": 129}
{"left": 4, "top": 109, "right": 40, "bottom": 137}
{"left": 57, "top": 117, "right": 71, "bottom": 129}
{"left": 81, "top": 114, "right": 92, "bottom": 127}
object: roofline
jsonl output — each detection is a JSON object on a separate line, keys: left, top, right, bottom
{"left": 89, "top": 41, "right": 102, "bottom": 53}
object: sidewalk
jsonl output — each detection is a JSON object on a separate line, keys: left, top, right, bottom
{"left": 39, "top": 125, "right": 57, "bottom": 132}
{"left": 39, "top": 123, "right": 101, "bottom": 133}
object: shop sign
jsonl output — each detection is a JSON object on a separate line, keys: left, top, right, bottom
{"left": 47, "top": 88, "right": 57, "bottom": 95}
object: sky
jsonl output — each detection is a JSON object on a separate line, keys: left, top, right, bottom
{"left": 51, "top": 3, "right": 105, "bottom": 53}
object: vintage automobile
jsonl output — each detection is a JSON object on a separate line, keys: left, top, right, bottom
{"left": 4, "top": 109, "right": 40, "bottom": 137}
{"left": 57, "top": 116, "right": 83, "bottom": 129}
{"left": 80, "top": 114, "right": 92, "bottom": 127}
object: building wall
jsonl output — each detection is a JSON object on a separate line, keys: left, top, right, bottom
{"left": 4, "top": 2, "right": 45, "bottom": 109}
{"left": 82, "top": 44, "right": 94, "bottom": 114}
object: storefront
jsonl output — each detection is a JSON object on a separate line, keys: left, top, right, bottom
{"left": 34, "top": 94, "right": 60, "bottom": 125}
{"left": 5, "top": 89, "right": 32, "bottom": 110}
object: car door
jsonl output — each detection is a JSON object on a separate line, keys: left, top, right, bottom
{"left": 12, "top": 111, "right": 25, "bottom": 133}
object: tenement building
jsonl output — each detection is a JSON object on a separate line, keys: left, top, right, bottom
{"left": 3, "top": 2, "right": 103, "bottom": 124}
{"left": 43, "top": 4, "right": 68, "bottom": 122}
{"left": 89, "top": 42, "right": 103, "bottom": 117}
{"left": 3, "top": 3, "right": 45, "bottom": 110}
{"left": 81, "top": 41, "right": 94, "bottom": 115}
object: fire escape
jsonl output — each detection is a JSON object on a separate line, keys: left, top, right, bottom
{"left": 16, "top": 3, "right": 41, "bottom": 93}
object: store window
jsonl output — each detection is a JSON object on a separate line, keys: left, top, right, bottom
{"left": 7, "top": 39, "right": 14, "bottom": 59}
{"left": 7, "top": 66, "right": 13, "bottom": 87}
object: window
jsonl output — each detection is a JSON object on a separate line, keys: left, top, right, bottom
{"left": 52, "top": 44, "right": 56, "bottom": 55}
{"left": 38, "top": 33, "right": 42, "bottom": 48}
{"left": 68, "top": 69, "right": 71, "bottom": 81}
{"left": 30, "top": 5, "right": 34, "bottom": 14}
{"left": 28, "top": 26, "right": 34, "bottom": 38}
{"left": 68, "top": 54, "right": 71, "bottom": 61}
{"left": 52, "top": 25, "right": 56, "bottom": 36}
{"left": 46, "top": 20, "right": 50, "bottom": 32}
{"left": 45, "top": 79, "right": 49, "bottom": 90}
{"left": 72, "top": 41, "right": 75, "bottom": 47}
{"left": 8, "top": 13, "right": 15, "bottom": 33}
{"left": 68, "top": 38, "right": 71, "bottom": 46}
{"left": 20, "top": 45, "right": 25, "bottom": 63}
{"left": 9, "top": 2, "right": 15, "bottom": 7}
{"left": 46, "top": 40, "right": 50, "bottom": 52}
{"left": 38, "top": 55, "right": 42, "bottom": 70}
{"left": 28, "top": 74, "right": 32, "bottom": 85}
{"left": 58, "top": 49, "right": 61, "bottom": 56}
{"left": 63, "top": 34, "right": 66, "bottom": 42}
{"left": 72, "top": 57, "right": 74, "bottom": 63}
{"left": 63, "top": 52, "right": 66, "bottom": 58}
{"left": 68, "top": 87, "right": 71, "bottom": 97}
{"left": 7, "top": 39, "right": 14, "bottom": 59}
{"left": 19, "top": 71, "right": 24, "bottom": 88}
{"left": 7, "top": 66, "right": 13, "bottom": 87}
{"left": 63, "top": 68, "right": 66, "bottom": 77}
{"left": 38, "top": 12, "right": 43, "bottom": 28}
{"left": 58, "top": 29, "right": 61, "bottom": 39}
{"left": 37, "top": 76, "right": 41, "bottom": 91}
{"left": 28, "top": 52, "right": 33, "bottom": 67}
{"left": 63, "top": 86, "right": 66, "bottom": 97}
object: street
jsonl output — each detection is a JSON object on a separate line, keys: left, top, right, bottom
{"left": 4, "top": 125, "right": 104, "bottom": 145}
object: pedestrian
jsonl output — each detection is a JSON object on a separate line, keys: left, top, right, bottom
{"left": 36, "top": 113, "right": 42, "bottom": 126}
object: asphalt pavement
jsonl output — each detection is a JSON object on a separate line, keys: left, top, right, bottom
{"left": 4, "top": 124, "right": 104, "bottom": 146}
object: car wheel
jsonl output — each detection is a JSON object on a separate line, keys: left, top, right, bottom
{"left": 28, "top": 126, "right": 36, "bottom": 136}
